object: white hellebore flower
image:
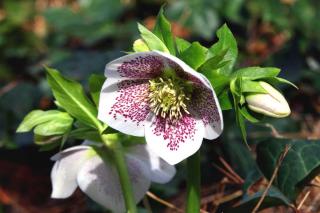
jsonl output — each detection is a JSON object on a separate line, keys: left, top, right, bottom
{"left": 50, "top": 143, "right": 176, "bottom": 212}
{"left": 245, "top": 81, "right": 291, "bottom": 118}
{"left": 98, "top": 51, "right": 223, "bottom": 165}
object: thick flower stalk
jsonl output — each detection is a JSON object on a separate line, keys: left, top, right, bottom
{"left": 245, "top": 81, "right": 291, "bottom": 118}
{"left": 98, "top": 51, "right": 223, "bottom": 165}
{"left": 51, "top": 142, "right": 176, "bottom": 212}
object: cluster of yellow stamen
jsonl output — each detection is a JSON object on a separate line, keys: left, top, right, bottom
{"left": 148, "top": 77, "right": 190, "bottom": 120}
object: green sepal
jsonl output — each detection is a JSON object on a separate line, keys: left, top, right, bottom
{"left": 233, "top": 67, "right": 280, "bottom": 80}
{"left": 231, "top": 78, "right": 249, "bottom": 144}
{"left": 239, "top": 105, "right": 262, "bottom": 123}
{"left": 265, "top": 77, "right": 298, "bottom": 89}
{"left": 241, "top": 79, "right": 268, "bottom": 93}
{"left": 235, "top": 102, "right": 248, "bottom": 144}
{"left": 230, "top": 77, "right": 241, "bottom": 97}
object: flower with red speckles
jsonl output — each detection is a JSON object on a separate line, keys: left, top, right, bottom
{"left": 98, "top": 51, "right": 223, "bottom": 165}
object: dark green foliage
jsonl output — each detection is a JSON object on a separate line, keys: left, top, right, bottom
{"left": 257, "top": 139, "right": 320, "bottom": 201}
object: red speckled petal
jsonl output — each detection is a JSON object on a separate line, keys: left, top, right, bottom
{"left": 144, "top": 114, "right": 204, "bottom": 165}
{"left": 98, "top": 79, "right": 150, "bottom": 136}
{"left": 189, "top": 85, "right": 223, "bottom": 140}
{"left": 154, "top": 50, "right": 212, "bottom": 89}
{"left": 105, "top": 52, "right": 165, "bottom": 84}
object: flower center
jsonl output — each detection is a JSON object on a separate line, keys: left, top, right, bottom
{"left": 148, "top": 74, "right": 191, "bottom": 120}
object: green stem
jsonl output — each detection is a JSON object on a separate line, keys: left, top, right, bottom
{"left": 186, "top": 150, "right": 201, "bottom": 213}
{"left": 101, "top": 134, "right": 137, "bottom": 213}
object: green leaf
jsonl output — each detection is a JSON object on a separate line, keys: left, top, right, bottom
{"left": 69, "top": 126, "right": 102, "bottom": 142}
{"left": 198, "top": 49, "right": 230, "bottom": 72}
{"left": 179, "top": 42, "right": 207, "bottom": 70}
{"left": 16, "top": 110, "right": 49, "bottom": 132}
{"left": 34, "top": 134, "right": 62, "bottom": 146}
{"left": 202, "top": 70, "right": 230, "bottom": 95}
{"left": 17, "top": 110, "right": 73, "bottom": 135}
{"left": 223, "top": 139, "right": 260, "bottom": 179}
{"left": 132, "top": 39, "right": 150, "bottom": 52}
{"left": 138, "top": 23, "right": 170, "bottom": 53}
{"left": 88, "top": 74, "right": 106, "bottom": 106}
{"left": 121, "top": 135, "right": 146, "bottom": 147}
{"left": 34, "top": 118, "right": 73, "bottom": 136}
{"left": 228, "top": 186, "right": 291, "bottom": 213}
{"left": 232, "top": 91, "right": 248, "bottom": 144}
{"left": 230, "top": 78, "right": 241, "bottom": 97}
{"left": 46, "top": 68, "right": 102, "bottom": 130}
{"left": 241, "top": 80, "right": 268, "bottom": 93}
{"left": 233, "top": 67, "right": 280, "bottom": 80}
{"left": 242, "top": 169, "right": 263, "bottom": 192}
{"left": 239, "top": 105, "right": 262, "bottom": 123}
{"left": 237, "top": 110, "right": 247, "bottom": 144}
{"left": 175, "top": 37, "right": 191, "bottom": 55}
{"left": 153, "top": 7, "right": 176, "bottom": 55}
{"left": 218, "top": 89, "right": 233, "bottom": 110}
{"left": 208, "top": 24, "right": 238, "bottom": 75}
{"left": 38, "top": 141, "right": 61, "bottom": 151}
{"left": 257, "top": 139, "right": 320, "bottom": 201}
{"left": 200, "top": 49, "right": 232, "bottom": 95}
{"left": 266, "top": 77, "right": 298, "bottom": 89}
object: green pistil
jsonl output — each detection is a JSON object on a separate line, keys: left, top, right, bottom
{"left": 149, "top": 76, "right": 191, "bottom": 120}
{"left": 162, "top": 67, "right": 176, "bottom": 79}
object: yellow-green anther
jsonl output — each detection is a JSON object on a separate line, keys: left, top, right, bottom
{"left": 148, "top": 77, "right": 191, "bottom": 120}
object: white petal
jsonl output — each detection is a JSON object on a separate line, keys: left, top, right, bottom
{"left": 77, "top": 155, "right": 151, "bottom": 212}
{"left": 50, "top": 145, "right": 91, "bottom": 198}
{"left": 98, "top": 79, "right": 151, "bottom": 136}
{"left": 50, "top": 145, "right": 89, "bottom": 161}
{"left": 105, "top": 51, "right": 165, "bottom": 84}
{"left": 145, "top": 114, "right": 205, "bottom": 165}
{"left": 189, "top": 85, "right": 223, "bottom": 140}
{"left": 126, "top": 144, "right": 176, "bottom": 184}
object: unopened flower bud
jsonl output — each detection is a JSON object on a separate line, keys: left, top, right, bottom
{"left": 245, "top": 81, "right": 291, "bottom": 118}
